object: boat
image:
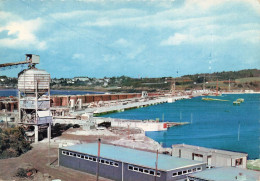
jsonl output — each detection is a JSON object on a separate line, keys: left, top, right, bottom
{"left": 233, "top": 101, "right": 240, "bottom": 105}
{"left": 236, "top": 98, "right": 244, "bottom": 103}
{"left": 202, "top": 97, "right": 229, "bottom": 101}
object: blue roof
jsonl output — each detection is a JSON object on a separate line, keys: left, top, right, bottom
{"left": 189, "top": 167, "right": 260, "bottom": 181}
{"left": 61, "top": 143, "right": 204, "bottom": 171}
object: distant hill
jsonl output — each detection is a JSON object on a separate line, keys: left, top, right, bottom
{"left": 183, "top": 69, "right": 260, "bottom": 82}
{"left": 1, "top": 69, "right": 259, "bottom": 91}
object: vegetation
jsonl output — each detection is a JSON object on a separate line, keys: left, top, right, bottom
{"left": 1, "top": 69, "right": 259, "bottom": 91}
{"left": 247, "top": 159, "right": 260, "bottom": 171}
{"left": 0, "top": 76, "right": 17, "bottom": 88}
{"left": 15, "top": 168, "right": 27, "bottom": 178}
{"left": 0, "top": 127, "right": 31, "bottom": 159}
{"left": 184, "top": 69, "right": 260, "bottom": 82}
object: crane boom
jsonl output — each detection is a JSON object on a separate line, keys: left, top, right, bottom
{"left": 0, "top": 60, "right": 30, "bottom": 68}
{"left": 0, "top": 54, "right": 40, "bottom": 68}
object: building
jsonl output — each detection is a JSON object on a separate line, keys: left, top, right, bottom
{"left": 172, "top": 144, "right": 248, "bottom": 168}
{"left": 187, "top": 167, "right": 260, "bottom": 181}
{"left": 59, "top": 143, "right": 207, "bottom": 181}
{"left": 73, "top": 77, "right": 90, "bottom": 81}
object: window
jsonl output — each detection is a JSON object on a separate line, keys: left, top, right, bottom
{"left": 69, "top": 152, "right": 73, "bottom": 156}
{"left": 150, "top": 170, "right": 155, "bottom": 175}
{"left": 139, "top": 168, "right": 143, "bottom": 172}
{"left": 128, "top": 165, "right": 133, "bottom": 170}
{"left": 73, "top": 153, "right": 76, "bottom": 157}
{"left": 105, "top": 160, "right": 110, "bottom": 165}
{"left": 156, "top": 172, "right": 161, "bottom": 177}
{"left": 193, "top": 168, "right": 196, "bottom": 172}
{"left": 62, "top": 151, "right": 66, "bottom": 155}
{"left": 89, "top": 157, "right": 93, "bottom": 161}
{"left": 177, "top": 171, "right": 182, "bottom": 175}
{"left": 188, "top": 169, "right": 192, "bottom": 173}
{"left": 110, "top": 162, "right": 114, "bottom": 166}
{"left": 93, "top": 158, "right": 97, "bottom": 162}
{"left": 183, "top": 170, "right": 187, "bottom": 174}
{"left": 114, "top": 163, "right": 119, "bottom": 167}
{"left": 134, "top": 167, "right": 138, "bottom": 171}
{"left": 77, "top": 154, "right": 81, "bottom": 158}
{"left": 101, "top": 160, "right": 105, "bottom": 164}
{"left": 197, "top": 167, "right": 201, "bottom": 171}
{"left": 235, "top": 158, "right": 243, "bottom": 166}
{"left": 81, "top": 155, "right": 84, "bottom": 159}
{"left": 144, "top": 169, "right": 149, "bottom": 174}
{"left": 172, "top": 172, "right": 177, "bottom": 177}
{"left": 66, "top": 152, "right": 69, "bottom": 156}
{"left": 84, "top": 156, "right": 89, "bottom": 160}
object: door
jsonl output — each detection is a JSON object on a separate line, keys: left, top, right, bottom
{"left": 207, "top": 156, "right": 212, "bottom": 166}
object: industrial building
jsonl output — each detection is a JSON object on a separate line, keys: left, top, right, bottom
{"left": 187, "top": 167, "right": 260, "bottom": 181}
{"left": 59, "top": 143, "right": 207, "bottom": 181}
{"left": 172, "top": 144, "right": 248, "bottom": 168}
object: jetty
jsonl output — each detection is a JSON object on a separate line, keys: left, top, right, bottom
{"left": 71, "top": 95, "right": 190, "bottom": 116}
{"left": 94, "top": 117, "right": 189, "bottom": 132}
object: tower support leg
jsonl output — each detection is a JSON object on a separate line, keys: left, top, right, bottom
{"left": 34, "top": 125, "right": 39, "bottom": 143}
{"left": 48, "top": 123, "right": 51, "bottom": 141}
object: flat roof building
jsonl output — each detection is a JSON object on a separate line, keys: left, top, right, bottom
{"left": 187, "top": 167, "right": 260, "bottom": 181}
{"left": 59, "top": 143, "right": 207, "bottom": 181}
{"left": 172, "top": 144, "right": 248, "bottom": 169}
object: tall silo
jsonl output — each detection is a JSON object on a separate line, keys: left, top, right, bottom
{"left": 18, "top": 54, "right": 52, "bottom": 143}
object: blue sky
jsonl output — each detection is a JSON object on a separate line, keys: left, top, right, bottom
{"left": 0, "top": 0, "right": 259, "bottom": 78}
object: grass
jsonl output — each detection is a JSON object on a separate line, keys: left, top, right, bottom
{"left": 235, "top": 77, "right": 260, "bottom": 83}
{"left": 247, "top": 159, "right": 260, "bottom": 171}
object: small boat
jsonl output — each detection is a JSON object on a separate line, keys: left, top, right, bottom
{"left": 202, "top": 97, "right": 229, "bottom": 101}
{"left": 236, "top": 98, "right": 244, "bottom": 103}
{"left": 233, "top": 101, "right": 240, "bottom": 105}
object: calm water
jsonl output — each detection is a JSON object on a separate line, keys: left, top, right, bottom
{"left": 102, "top": 94, "right": 260, "bottom": 159}
{"left": 0, "top": 89, "right": 104, "bottom": 97}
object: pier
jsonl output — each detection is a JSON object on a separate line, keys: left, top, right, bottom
{"left": 94, "top": 117, "right": 190, "bottom": 132}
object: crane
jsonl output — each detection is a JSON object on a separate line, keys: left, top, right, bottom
{"left": 0, "top": 54, "right": 40, "bottom": 69}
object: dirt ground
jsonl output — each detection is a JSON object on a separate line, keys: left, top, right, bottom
{"left": 0, "top": 142, "right": 110, "bottom": 181}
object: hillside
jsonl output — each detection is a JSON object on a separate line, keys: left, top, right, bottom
{"left": 1, "top": 69, "right": 259, "bottom": 92}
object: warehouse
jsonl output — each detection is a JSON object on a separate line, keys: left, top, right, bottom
{"left": 172, "top": 144, "right": 248, "bottom": 168}
{"left": 59, "top": 143, "right": 206, "bottom": 181}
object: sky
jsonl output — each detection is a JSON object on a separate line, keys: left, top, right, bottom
{"left": 0, "top": 0, "right": 259, "bottom": 78}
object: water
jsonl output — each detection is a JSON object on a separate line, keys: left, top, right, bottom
{"left": 102, "top": 94, "right": 260, "bottom": 159}
{"left": 0, "top": 89, "right": 104, "bottom": 97}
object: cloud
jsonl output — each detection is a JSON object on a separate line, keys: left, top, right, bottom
{"left": 0, "top": 11, "right": 20, "bottom": 23}
{"left": 0, "top": 16, "right": 46, "bottom": 50}
{"left": 161, "top": 29, "right": 260, "bottom": 46}
{"left": 114, "top": 38, "right": 131, "bottom": 47}
{"left": 185, "top": 0, "right": 260, "bottom": 12}
{"left": 103, "top": 54, "right": 116, "bottom": 62}
{"left": 52, "top": 8, "right": 146, "bottom": 20}
{"left": 161, "top": 33, "right": 189, "bottom": 45}
{"left": 83, "top": 19, "right": 112, "bottom": 27}
{"left": 127, "top": 45, "right": 146, "bottom": 59}
{"left": 72, "top": 53, "right": 85, "bottom": 60}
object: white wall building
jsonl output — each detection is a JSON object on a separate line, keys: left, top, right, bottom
{"left": 172, "top": 144, "right": 248, "bottom": 169}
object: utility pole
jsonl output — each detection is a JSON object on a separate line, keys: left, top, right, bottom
{"left": 203, "top": 74, "right": 206, "bottom": 91}
{"left": 229, "top": 79, "right": 231, "bottom": 92}
{"left": 96, "top": 138, "right": 101, "bottom": 181}
{"left": 155, "top": 150, "right": 158, "bottom": 181}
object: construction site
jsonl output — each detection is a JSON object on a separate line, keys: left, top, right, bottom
{"left": 0, "top": 55, "right": 259, "bottom": 181}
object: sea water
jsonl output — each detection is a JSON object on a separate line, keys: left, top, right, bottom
{"left": 0, "top": 89, "right": 104, "bottom": 97}
{"left": 102, "top": 94, "right": 260, "bottom": 159}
